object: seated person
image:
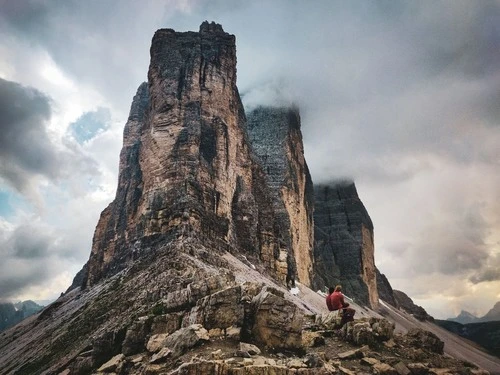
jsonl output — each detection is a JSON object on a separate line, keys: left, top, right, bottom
{"left": 326, "top": 285, "right": 355, "bottom": 327}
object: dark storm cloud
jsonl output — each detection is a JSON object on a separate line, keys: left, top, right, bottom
{"left": 0, "top": 78, "right": 60, "bottom": 192}
{"left": 470, "top": 254, "right": 500, "bottom": 284}
{"left": 0, "top": 224, "right": 54, "bottom": 299}
{"left": 9, "top": 226, "right": 52, "bottom": 259}
{"left": 0, "top": 0, "right": 162, "bottom": 113}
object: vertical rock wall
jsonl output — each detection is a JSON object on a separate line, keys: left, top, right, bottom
{"left": 247, "top": 107, "right": 314, "bottom": 286}
{"left": 85, "top": 83, "right": 148, "bottom": 286}
{"left": 312, "top": 181, "right": 379, "bottom": 308}
{"left": 85, "top": 22, "right": 288, "bottom": 287}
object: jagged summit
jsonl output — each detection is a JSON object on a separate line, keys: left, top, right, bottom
{"left": 199, "top": 20, "right": 225, "bottom": 33}
{"left": 83, "top": 21, "right": 296, "bottom": 288}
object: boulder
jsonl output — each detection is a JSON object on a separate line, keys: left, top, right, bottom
{"left": 407, "top": 362, "right": 430, "bottom": 375}
{"left": 91, "top": 329, "right": 126, "bottom": 368}
{"left": 162, "top": 324, "right": 210, "bottom": 358}
{"left": 302, "top": 331, "right": 325, "bottom": 347}
{"left": 122, "top": 317, "right": 151, "bottom": 355}
{"left": 342, "top": 321, "right": 375, "bottom": 346}
{"left": 405, "top": 328, "right": 444, "bottom": 354}
{"left": 315, "top": 312, "right": 342, "bottom": 330}
{"left": 151, "top": 312, "right": 183, "bottom": 334}
{"left": 371, "top": 318, "right": 395, "bottom": 341}
{"left": 373, "top": 362, "right": 398, "bottom": 375}
{"left": 337, "top": 348, "right": 365, "bottom": 360}
{"left": 150, "top": 347, "right": 172, "bottom": 364}
{"left": 394, "top": 361, "right": 411, "bottom": 375}
{"left": 250, "top": 288, "right": 303, "bottom": 350}
{"left": 186, "top": 286, "right": 244, "bottom": 330}
{"left": 240, "top": 342, "right": 261, "bottom": 355}
{"left": 97, "top": 353, "right": 125, "bottom": 372}
{"left": 146, "top": 333, "right": 169, "bottom": 353}
{"left": 303, "top": 353, "right": 324, "bottom": 368}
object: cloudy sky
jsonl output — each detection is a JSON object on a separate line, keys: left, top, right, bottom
{"left": 0, "top": 0, "right": 499, "bottom": 319}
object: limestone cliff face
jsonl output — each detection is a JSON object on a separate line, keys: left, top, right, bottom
{"left": 312, "top": 181, "right": 379, "bottom": 308}
{"left": 247, "top": 107, "right": 314, "bottom": 286}
{"left": 86, "top": 22, "right": 288, "bottom": 287}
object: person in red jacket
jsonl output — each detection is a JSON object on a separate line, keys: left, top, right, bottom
{"left": 326, "top": 285, "right": 355, "bottom": 327}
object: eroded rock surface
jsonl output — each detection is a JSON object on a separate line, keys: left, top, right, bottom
{"left": 312, "top": 181, "right": 379, "bottom": 308}
{"left": 247, "top": 106, "right": 315, "bottom": 286}
{"left": 84, "top": 21, "right": 291, "bottom": 288}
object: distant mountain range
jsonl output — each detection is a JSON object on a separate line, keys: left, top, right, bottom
{"left": 447, "top": 301, "right": 500, "bottom": 324}
{"left": 0, "top": 300, "right": 44, "bottom": 332}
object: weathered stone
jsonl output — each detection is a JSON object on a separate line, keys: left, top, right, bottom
{"left": 371, "top": 318, "right": 395, "bottom": 341}
{"left": 302, "top": 331, "right": 325, "bottom": 347}
{"left": 122, "top": 318, "right": 151, "bottom": 356}
{"left": 240, "top": 342, "right": 261, "bottom": 355}
{"left": 288, "top": 358, "right": 306, "bottom": 368}
{"left": 162, "top": 324, "right": 209, "bottom": 358}
{"left": 97, "top": 353, "right": 125, "bottom": 372}
{"left": 393, "top": 290, "right": 433, "bottom": 321}
{"left": 361, "top": 357, "right": 380, "bottom": 366}
{"left": 186, "top": 286, "right": 244, "bottom": 330}
{"left": 338, "top": 348, "right": 364, "bottom": 359}
{"left": 339, "top": 366, "right": 357, "bottom": 375}
{"left": 405, "top": 328, "right": 444, "bottom": 354}
{"left": 84, "top": 21, "right": 292, "bottom": 289}
{"left": 394, "top": 361, "right": 411, "bottom": 375}
{"left": 377, "top": 269, "right": 398, "bottom": 307}
{"left": 146, "top": 333, "right": 169, "bottom": 353}
{"left": 315, "top": 312, "right": 342, "bottom": 330}
{"left": 373, "top": 362, "right": 398, "bottom": 375}
{"left": 92, "top": 329, "right": 126, "bottom": 369}
{"left": 68, "top": 356, "right": 93, "bottom": 375}
{"left": 303, "top": 353, "right": 324, "bottom": 368}
{"left": 311, "top": 181, "right": 379, "bottom": 309}
{"left": 211, "top": 349, "right": 222, "bottom": 359}
{"left": 247, "top": 106, "right": 314, "bottom": 286}
{"left": 342, "top": 321, "right": 375, "bottom": 346}
{"left": 407, "top": 363, "right": 430, "bottom": 375}
{"left": 151, "top": 312, "right": 183, "bottom": 334}
{"left": 250, "top": 289, "right": 303, "bottom": 350}
{"left": 149, "top": 347, "right": 172, "bottom": 364}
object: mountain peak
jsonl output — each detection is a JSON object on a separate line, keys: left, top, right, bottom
{"left": 199, "top": 20, "right": 225, "bottom": 33}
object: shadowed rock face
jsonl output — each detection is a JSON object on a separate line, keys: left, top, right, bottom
{"left": 247, "top": 106, "right": 314, "bottom": 286}
{"left": 376, "top": 268, "right": 397, "bottom": 307}
{"left": 84, "top": 22, "right": 290, "bottom": 287}
{"left": 312, "top": 181, "right": 379, "bottom": 308}
{"left": 393, "top": 290, "right": 433, "bottom": 321}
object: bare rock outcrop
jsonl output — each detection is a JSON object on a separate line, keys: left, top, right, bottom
{"left": 393, "top": 290, "right": 433, "bottom": 321}
{"left": 84, "top": 21, "right": 291, "bottom": 288}
{"left": 312, "top": 181, "right": 379, "bottom": 309}
{"left": 247, "top": 106, "right": 314, "bottom": 286}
